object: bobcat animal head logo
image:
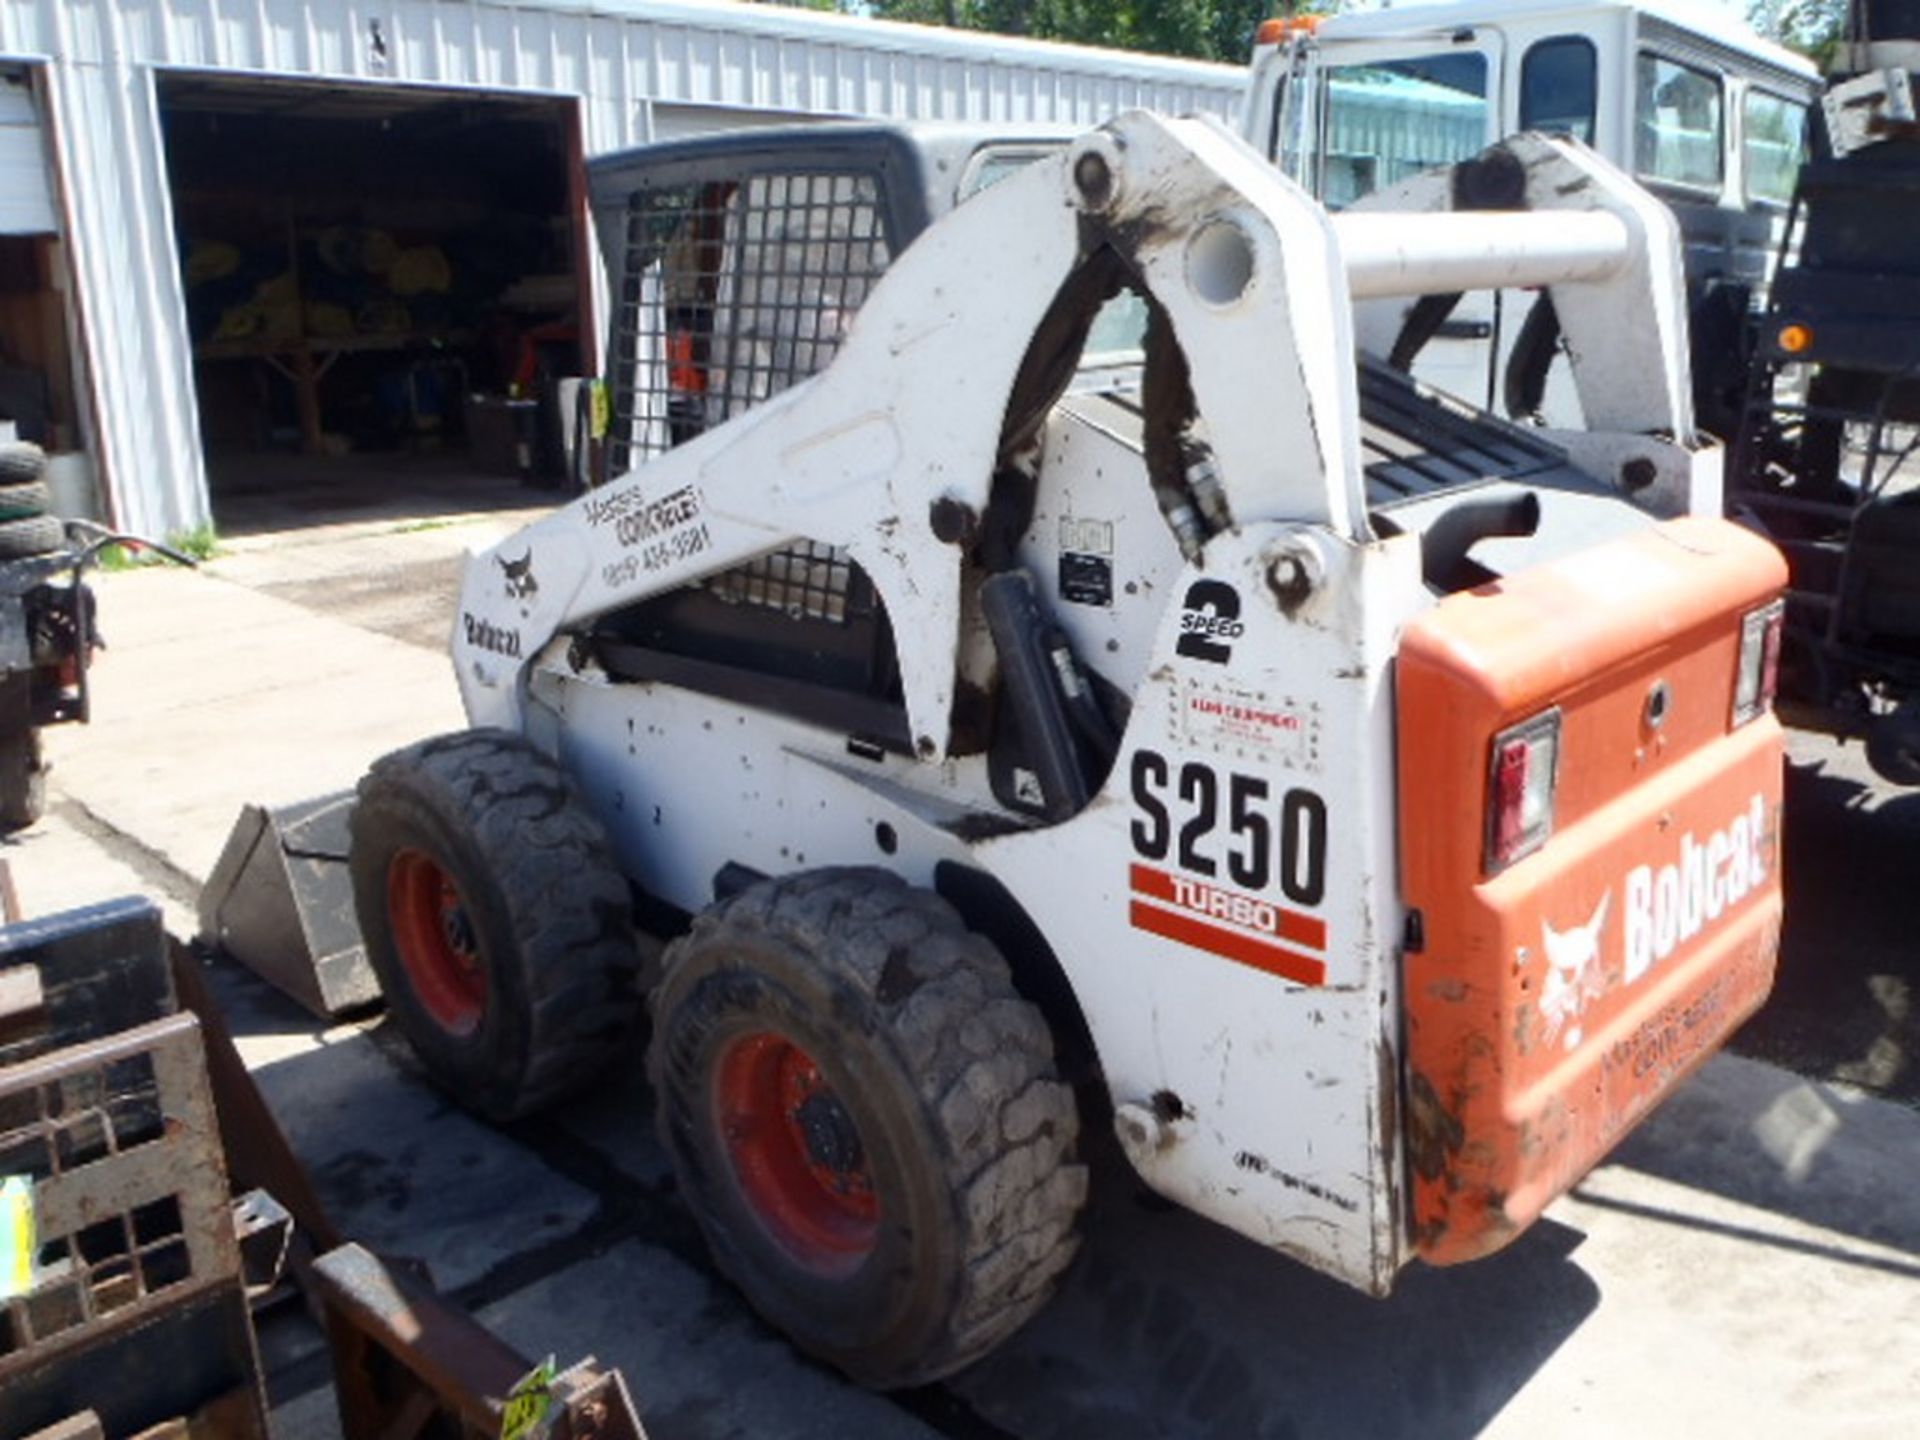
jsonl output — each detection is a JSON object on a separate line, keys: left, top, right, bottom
{"left": 1540, "top": 892, "right": 1612, "bottom": 1053}
{"left": 498, "top": 550, "right": 538, "bottom": 604}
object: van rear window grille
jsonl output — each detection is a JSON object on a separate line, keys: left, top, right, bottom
{"left": 607, "top": 170, "right": 891, "bottom": 476}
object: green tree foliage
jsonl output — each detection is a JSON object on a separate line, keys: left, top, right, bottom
{"left": 856, "top": 0, "right": 1279, "bottom": 64}
{"left": 1745, "top": 0, "right": 1845, "bottom": 64}
{"left": 768, "top": 0, "right": 1846, "bottom": 68}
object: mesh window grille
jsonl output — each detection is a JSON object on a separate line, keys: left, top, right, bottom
{"left": 705, "top": 538, "right": 873, "bottom": 624}
{"left": 609, "top": 170, "right": 891, "bottom": 471}
{"left": 606, "top": 170, "right": 892, "bottom": 628}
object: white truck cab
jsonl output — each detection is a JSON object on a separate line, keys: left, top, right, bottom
{"left": 1244, "top": 0, "right": 1820, "bottom": 427}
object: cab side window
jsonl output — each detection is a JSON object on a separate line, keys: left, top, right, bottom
{"left": 1634, "top": 53, "right": 1725, "bottom": 192}
{"left": 1520, "top": 36, "right": 1598, "bottom": 144}
{"left": 1744, "top": 91, "right": 1806, "bottom": 206}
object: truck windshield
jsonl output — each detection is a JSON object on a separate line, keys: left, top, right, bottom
{"left": 1322, "top": 54, "right": 1489, "bottom": 206}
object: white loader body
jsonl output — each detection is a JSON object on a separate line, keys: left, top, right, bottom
{"left": 445, "top": 112, "right": 1780, "bottom": 1298}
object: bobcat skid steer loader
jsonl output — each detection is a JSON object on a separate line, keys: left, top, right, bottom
{"left": 349, "top": 114, "right": 1787, "bottom": 1387}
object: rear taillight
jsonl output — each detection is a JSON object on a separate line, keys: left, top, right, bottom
{"left": 1484, "top": 708, "right": 1561, "bottom": 875}
{"left": 1732, "top": 600, "right": 1785, "bottom": 727}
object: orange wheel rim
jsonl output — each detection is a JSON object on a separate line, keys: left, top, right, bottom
{"left": 715, "top": 1031, "right": 879, "bottom": 1272}
{"left": 386, "top": 848, "right": 487, "bottom": 1036}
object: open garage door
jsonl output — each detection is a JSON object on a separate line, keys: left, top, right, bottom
{"left": 157, "top": 74, "right": 593, "bottom": 537}
{"left": 0, "top": 67, "right": 97, "bottom": 520}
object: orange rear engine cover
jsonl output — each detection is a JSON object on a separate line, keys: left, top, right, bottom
{"left": 1396, "top": 516, "right": 1787, "bottom": 1265}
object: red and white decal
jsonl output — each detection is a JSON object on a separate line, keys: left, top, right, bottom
{"left": 1129, "top": 864, "right": 1327, "bottom": 987}
{"left": 1177, "top": 679, "right": 1320, "bottom": 771}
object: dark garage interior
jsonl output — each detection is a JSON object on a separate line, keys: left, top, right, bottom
{"left": 156, "top": 74, "right": 591, "bottom": 535}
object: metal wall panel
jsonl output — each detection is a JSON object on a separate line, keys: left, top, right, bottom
{"left": 0, "top": 0, "right": 1242, "bottom": 534}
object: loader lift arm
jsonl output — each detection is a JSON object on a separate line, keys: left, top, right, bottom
{"left": 455, "top": 114, "right": 1701, "bottom": 764}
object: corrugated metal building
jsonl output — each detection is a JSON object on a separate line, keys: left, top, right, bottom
{"left": 0, "top": 0, "right": 1242, "bottom": 537}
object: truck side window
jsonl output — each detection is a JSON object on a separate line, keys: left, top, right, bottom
{"left": 1634, "top": 54, "right": 1724, "bottom": 191}
{"left": 1743, "top": 91, "right": 1806, "bottom": 205}
{"left": 1520, "top": 36, "right": 1597, "bottom": 143}
{"left": 1323, "top": 54, "right": 1489, "bottom": 206}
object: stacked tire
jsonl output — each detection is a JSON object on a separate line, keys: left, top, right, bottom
{"left": 0, "top": 439, "right": 61, "bottom": 831}
{"left": 0, "top": 440, "right": 63, "bottom": 562}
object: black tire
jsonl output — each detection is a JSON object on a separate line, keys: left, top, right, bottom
{"left": 1866, "top": 703, "right": 1920, "bottom": 787}
{"left": 0, "top": 442, "right": 44, "bottom": 486}
{"left": 0, "top": 480, "right": 48, "bottom": 522}
{"left": 0, "top": 515, "right": 63, "bottom": 561}
{"left": 0, "top": 729, "right": 46, "bottom": 832}
{"left": 650, "top": 868, "right": 1085, "bottom": 1388}
{"left": 348, "top": 729, "right": 646, "bottom": 1122}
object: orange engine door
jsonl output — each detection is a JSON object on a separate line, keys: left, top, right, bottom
{"left": 1396, "top": 515, "right": 1787, "bottom": 1265}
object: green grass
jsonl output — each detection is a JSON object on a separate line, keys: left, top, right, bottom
{"left": 167, "top": 522, "right": 220, "bottom": 561}
{"left": 95, "top": 521, "right": 219, "bottom": 572}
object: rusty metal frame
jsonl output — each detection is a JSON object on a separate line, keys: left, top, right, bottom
{"left": 0, "top": 1013, "right": 236, "bottom": 1362}
{"left": 312, "top": 1243, "right": 647, "bottom": 1440}
{"left": 0, "top": 1008, "right": 269, "bottom": 1440}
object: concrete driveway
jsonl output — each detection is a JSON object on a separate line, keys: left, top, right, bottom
{"left": 16, "top": 516, "right": 1920, "bottom": 1440}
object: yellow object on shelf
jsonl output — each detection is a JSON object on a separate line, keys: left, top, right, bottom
{"left": 213, "top": 303, "right": 264, "bottom": 341}
{"left": 360, "top": 228, "right": 400, "bottom": 276}
{"left": 185, "top": 241, "right": 241, "bottom": 288}
{"left": 255, "top": 272, "right": 298, "bottom": 306}
{"left": 389, "top": 245, "right": 453, "bottom": 297}
{"left": 305, "top": 302, "right": 355, "bottom": 339}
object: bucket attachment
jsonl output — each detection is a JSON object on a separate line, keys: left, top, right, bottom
{"left": 198, "top": 793, "right": 378, "bottom": 1019}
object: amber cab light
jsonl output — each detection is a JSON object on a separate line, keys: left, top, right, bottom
{"left": 1255, "top": 14, "right": 1324, "bottom": 44}
{"left": 1485, "top": 708, "right": 1561, "bottom": 875}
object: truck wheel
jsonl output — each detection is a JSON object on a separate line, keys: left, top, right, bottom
{"left": 0, "top": 480, "right": 49, "bottom": 521}
{"left": 349, "top": 729, "right": 645, "bottom": 1121}
{"left": 650, "top": 868, "right": 1086, "bottom": 1388}
{"left": 0, "top": 730, "right": 46, "bottom": 831}
{"left": 0, "top": 442, "right": 44, "bottom": 485}
{"left": 0, "top": 515, "right": 63, "bottom": 561}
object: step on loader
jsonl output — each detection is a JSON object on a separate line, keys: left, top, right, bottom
{"left": 349, "top": 113, "right": 1787, "bottom": 1387}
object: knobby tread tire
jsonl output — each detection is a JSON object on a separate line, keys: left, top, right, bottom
{"left": 0, "top": 515, "right": 64, "bottom": 561}
{"left": 0, "top": 480, "right": 49, "bottom": 522}
{"left": 651, "top": 867, "right": 1086, "bottom": 1388}
{"left": 0, "top": 442, "right": 44, "bottom": 486}
{"left": 349, "top": 728, "right": 645, "bottom": 1121}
